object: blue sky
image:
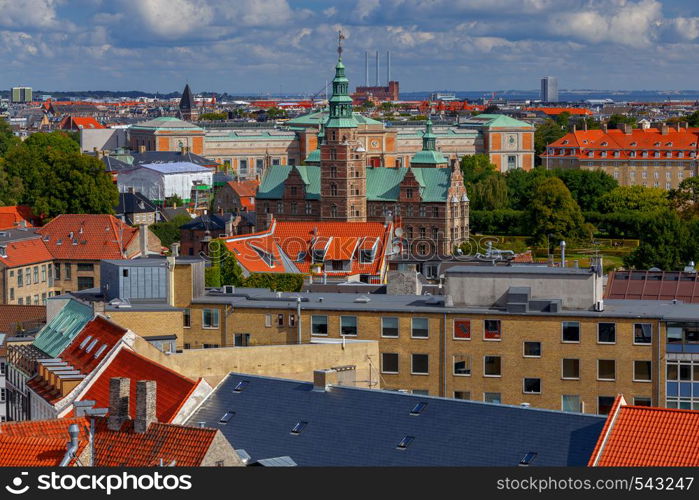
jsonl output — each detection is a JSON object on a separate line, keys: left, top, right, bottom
{"left": 2, "top": 0, "right": 699, "bottom": 94}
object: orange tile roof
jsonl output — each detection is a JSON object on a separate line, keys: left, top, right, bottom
{"left": 527, "top": 107, "right": 593, "bottom": 116}
{"left": 228, "top": 179, "right": 259, "bottom": 198}
{"left": 0, "top": 237, "right": 54, "bottom": 267}
{"left": 589, "top": 396, "right": 699, "bottom": 466}
{"left": 59, "top": 317, "right": 127, "bottom": 374}
{"left": 0, "top": 305, "right": 46, "bottom": 334}
{"left": 0, "top": 205, "right": 39, "bottom": 230}
{"left": 37, "top": 214, "right": 139, "bottom": 261}
{"left": 0, "top": 416, "right": 219, "bottom": 467}
{"left": 77, "top": 349, "right": 198, "bottom": 423}
{"left": 70, "top": 116, "right": 105, "bottom": 129}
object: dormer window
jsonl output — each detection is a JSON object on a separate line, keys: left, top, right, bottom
{"left": 630, "top": 151, "right": 636, "bottom": 158}
{"left": 654, "top": 142, "right": 661, "bottom": 147}
{"left": 654, "top": 151, "right": 660, "bottom": 158}
{"left": 630, "top": 142, "right": 637, "bottom": 146}
{"left": 588, "top": 151, "right": 593, "bottom": 157}
{"left": 666, "top": 142, "right": 673, "bottom": 146}
{"left": 679, "top": 151, "right": 684, "bottom": 158}
{"left": 642, "top": 151, "right": 648, "bottom": 157}
{"left": 600, "top": 151, "right": 607, "bottom": 158}
{"left": 613, "top": 151, "right": 620, "bottom": 157}
{"left": 562, "top": 140, "right": 569, "bottom": 145}
{"left": 601, "top": 141, "right": 608, "bottom": 146}
{"left": 666, "top": 151, "right": 672, "bottom": 158}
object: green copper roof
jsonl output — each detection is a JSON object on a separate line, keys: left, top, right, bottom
{"left": 257, "top": 165, "right": 321, "bottom": 200}
{"left": 326, "top": 54, "right": 357, "bottom": 129}
{"left": 410, "top": 149, "right": 448, "bottom": 166}
{"left": 460, "top": 114, "right": 534, "bottom": 129}
{"left": 258, "top": 165, "right": 451, "bottom": 203}
{"left": 33, "top": 299, "right": 93, "bottom": 357}
{"left": 304, "top": 149, "right": 321, "bottom": 165}
{"left": 288, "top": 110, "right": 383, "bottom": 127}
{"left": 131, "top": 116, "right": 204, "bottom": 132}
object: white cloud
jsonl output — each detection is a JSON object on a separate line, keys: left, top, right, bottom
{"left": 0, "top": 0, "right": 62, "bottom": 29}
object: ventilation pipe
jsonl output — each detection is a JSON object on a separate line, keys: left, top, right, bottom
{"left": 59, "top": 424, "right": 80, "bottom": 466}
{"left": 560, "top": 240, "right": 566, "bottom": 268}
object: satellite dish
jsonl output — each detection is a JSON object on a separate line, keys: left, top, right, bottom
{"left": 394, "top": 227, "right": 404, "bottom": 237}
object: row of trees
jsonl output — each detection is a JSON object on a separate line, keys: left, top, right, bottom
{"left": 0, "top": 120, "right": 118, "bottom": 219}
{"left": 461, "top": 154, "right": 699, "bottom": 271}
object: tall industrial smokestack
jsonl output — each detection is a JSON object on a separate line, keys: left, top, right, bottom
{"left": 375, "top": 50, "right": 380, "bottom": 86}
{"left": 387, "top": 51, "right": 391, "bottom": 84}
{"left": 365, "top": 51, "right": 369, "bottom": 87}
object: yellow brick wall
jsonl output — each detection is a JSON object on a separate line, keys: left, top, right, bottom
{"left": 107, "top": 310, "right": 184, "bottom": 347}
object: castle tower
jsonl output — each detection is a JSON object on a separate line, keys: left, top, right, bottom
{"left": 319, "top": 30, "right": 367, "bottom": 222}
{"left": 179, "top": 84, "right": 198, "bottom": 121}
{"left": 410, "top": 118, "right": 448, "bottom": 168}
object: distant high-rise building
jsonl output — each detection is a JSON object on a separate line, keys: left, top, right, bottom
{"left": 540, "top": 77, "right": 558, "bottom": 102}
{"left": 11, "top": 87, "right": 32, "bottom": 103}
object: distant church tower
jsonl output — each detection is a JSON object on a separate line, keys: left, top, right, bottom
{"left": 319, "top": 30, "right": 367, "bottom": 222}
{"left": 179, "top": 84, "right": 198, "bottom": 121}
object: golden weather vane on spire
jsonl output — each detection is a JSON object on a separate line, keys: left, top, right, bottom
{"left": 338, "top": 29, "right": 345, "bottom": 59}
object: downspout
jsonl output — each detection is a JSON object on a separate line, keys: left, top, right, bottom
{"left": 59, "top": 424, "right": 80, "bottom": 467}
{"left": 297, "top": 297, "right": 302, "bottom": 345}
{"left": 443, "top": 312, "right": 447, "bottom": 398}
{"left": 656, "top": 319, "right": 662, "bottom": 407}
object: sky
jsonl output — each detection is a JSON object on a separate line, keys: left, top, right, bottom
{"left": 2, "top": 0, "right": 699, "bottom": 94}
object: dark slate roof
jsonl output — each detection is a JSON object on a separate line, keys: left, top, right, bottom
{"left": 160, "top": 207, "right": 191, "bottom": 222}
{"left": 180, "top": 213, "right": 234, "bottom": 231}
{"left": 180, "top": 84, "right": 196, "bottom": 111}
{"left": 186, "top": 373, "right": 605, "bottom": 466}
{"left": 131, "top": 151, "right": 218, "bottom": 167}
{"left": 102, "top": 156, "right": 133, "bottom": 172}
{"left": 116, "top": 192, "right": 157, "bottom": 215}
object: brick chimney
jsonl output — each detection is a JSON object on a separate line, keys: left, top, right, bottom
{"left": 313, "top": 369, "right": 338, "bottom": 392}
{"left": 622, "top": 123, "right": 632, "bottom": 135}
{"left": 139, "top": 224, "right": 148, "bottom": 258}
{"left": 134, "top": 380, "right": 157, "bottom": 434}
{"left": 107, "top": 377, "right": 130, "bottom": 431}
{"left": 661, "top": 124, "right": 670, "bottom": 135}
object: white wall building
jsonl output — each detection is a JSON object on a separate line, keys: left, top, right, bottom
{"left": 116, "top": 162, "right": 213, "bottom": 203}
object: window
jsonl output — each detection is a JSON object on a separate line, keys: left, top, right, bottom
{"left": 77, "top": 277, "right": 94, "bottom": 290}
{"left": 598, "top": 396, "right": 615, "bottom": 415}
{"left": 229, "top": 333, "right": 249, "bottom": 347}
{"left": 562, "top": 395, "right": 581, "bottom": 413}
{"left": 381, "top": 353, "right": 399, "bottom": 374}
{"left": 523, "top": 378, "right": 541, "bottom": 394}
{"left": 484, "top": 392, "right": 501, "bottom": 404}
{"left": 598, "top": 359, "right": 616, "bottom": 380}
{"left": 523, "top": 342, "right": 541, "bottom": 357}
{"left": 239, "top": 159, "right": 248, "bottom": 175}
{"left": 411, "top": 317, "right": 428, "bottom": 338}
{"left": 396, "top": 436, "right": 415, "bottom": 450}
{"left": 411, "top": 354, "right": 429, "bottom": 375}
{"left": 311, "top": 315, "right": 328, "bottom": 335}
{"left": 277, "top": 314, "right": 285, "bottom": 327}
{"left": 291, "top": 421, "right": 307, "bottom": 435}
{"left": 64, "top": 264, "right": 72, "bottom": 280}
{"left": 41, "top": 265, "right": 46, "bottom": 282}
{"left": 634, "top": 360, "right": 652, "bottom": 381}
{"left": 264, "top": 314, "right": 272, "bottom": 327}
{"left": 453, "top": 354, "right": 471, "bottom": 376}
{"left": 562, "top": 359, "right": 580, "bottom": 379}
{"left": 17, "top": 269, "right": 23, "bottom": 287}
{"left": 9, "top": 288, "right": 15, "bottom": 301}
{"left": 76, "top": 262, "right": 94, "bottom": 272}
{"left": 633, "top": 397, "right": 652, "bottom": 407}
{"left": 305, "top": 202, "right": 313, "bottom": 215}
{"left": 381, "top": 317, "right": 399, "bottom": 338}
{"left": 18, "top": 298, "right": 23, "bottom": 305}
{"left": 183, "top": 308, "right": 191, "bottom": 328}
{"left": 33, "top": 294, "right": 39, "bottom": 305}
{"left": 634, "top": 323, "right": 652, "bottom": 344}
{"left": 598, "top": 323, "right": 616, "bottom": 343}
{"left": 410, "top": 402, "right": 428, "bottom": 416}
{"left": 453, "top": 319, "right": 470, "bottom": 340}
{"left": 340, "top": 316, "right": 357, "bottom": 336}
{"left": 454, "top": 391, "right": 470, "bottom": 400}
{"left": 202, "top": 309, "right": 220, "bottom": 328}
{"left": 484, "top": 356, "right": 501, "bottom": 377}
{"left": 33, "top": 266, "right": 38, "bottom": 284}
{"left": 330, "top": 183, "right": 337, "bottom": 196}
{"left": 219, "top": 411, "right": 235, "bottom": 424}
{"left": 484, "top": 319, "right": 501, "bottom": 340}
{"left": 289, "top": 314, "right": 296, "bottom": 327}
{"left": 561, "top": 321, "right": 580, "bottom": 342}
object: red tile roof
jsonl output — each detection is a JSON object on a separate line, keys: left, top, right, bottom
{"left": 0, "top": 205, "right": 40, "bottom": 230}
{"left": 589, "top": 396, "right": 699, "bottom": 466}
{"left": 222, "top": 220, "right": 392, "bottom": 278}
{"left": 59, "top": 317, "right": 127, "bottom": 374}
{"left": 0, "top": 237, "right": 53, "bottom": 267}
{"left": 0, "top": 305, "right": 46, "bottom": 334}
{"left": 0, "top": 416, "right": 220, "bottom": 467}
{"left": 37, "top": 214, "right": 139, "bottom": 260}
{"left": 93, "top": 419, "right": 218, "bottom": 466}
{"left": 228, "top": 179, "right": 259, "bottom": 198}
{"left": 527, "top": 107, "right": 593, "bottom": 116}
{"left": 77, "top": 349, "right": 198, "bottom": 423}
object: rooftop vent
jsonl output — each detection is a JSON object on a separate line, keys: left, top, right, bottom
{"left": 354, "top": 295, "right": 371, "bottom": 303}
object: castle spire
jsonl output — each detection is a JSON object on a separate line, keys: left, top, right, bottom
{"left": 326, "top": 29, "right": 356, "bottom": 129}
{"left": 422, "top": 118, "right": 436, "bottom": 151}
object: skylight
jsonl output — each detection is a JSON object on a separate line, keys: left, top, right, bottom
{"left": 397, "top": 436, "right": 415, "bottom": 450}
{"left": 93, "top": 344, "right": 108, "bottom": 359}
{"left": 233, "top": 380, "right": 249, "bottom": 393}
{"left": 519, "top": 452, "right": 538, "bottom": 466}
{"left": 410, "top": 402, "right": 428, "bottom": 416}
{"left": 85, "top": 338, "right": 99, "bottom": 353}
{"left": 290, "top": 421, "right": 308, "bottom": 435}
{"left": 219, "top": 411, "right": 235, "bottom": 424}
{"left": 79, "top": 335, "right": 93, "bottom": 349}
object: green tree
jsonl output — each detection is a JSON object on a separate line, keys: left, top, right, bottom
{"left": 597, "top": 186, "right": 669, "bottom": 213}
{"left": 669, "top": 177, "right": 699, "bottom": 218}
{"left": 554, "top": 169, "right": 618, "bottom": 212}
{"left": 460, "top": 154, "right": 497, "bottom": 185}
{"left": 504, "top": 167, "right": 552, "bottom": 210}
{"left": 149, "top": 213, "right": 192, "bottom": 248}
{"left": 266, "top": 107, "right": 287, "bottom": 119}
{"left": 624, "top": 210, "right": 687, "bottom": 270}
{"left": 199, "top": 112, "right": 228, "bottom": 121}
{"left": 470, "top": 174, "right": 509, "bottom": 210}
{"left": 554, "top": 111, "right": 571, "bottom": 128}
{"left": 526, "top": 177, "right": 591, "bottom": 245}
{"left": 534, "top": 119, "right": 566, "bottom": 166}
{"left": 607, "top": 114, "right": 636, "bottom": 130}
{"left": 0, "top": 118, "right": 19, "bottom": 157}
{"left": 165, "top": 194, "right": 184, "bottom": 207}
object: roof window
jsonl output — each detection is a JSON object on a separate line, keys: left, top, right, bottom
{"left": 219, "top": 411, "right": 235, "bottom": 424}
{"left": 79, "top": 335, "right": 93, "bottom": 349}
{"left": 397, "top": 436, "right": 415, "bottom": 450}
{"left": 410, "top": 402, "right": 428, "bottom": 416}
{"left": 519, "top": 452, "right": 538, "bottom": 466}
{"left": 85, "top": 338, "right": 99, "bottom": 353}
{"left": 93, "top": 344, "right": 108, "bottom": 359}
{"left": 233, "top": 380, "right": 249, "bottom": 393}
{"left": 290, "top": 421, "right": 308, "bottom": 435}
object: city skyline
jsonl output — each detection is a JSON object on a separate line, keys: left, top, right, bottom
{"left": 2, "top": 0, "right": 699, "bottom": 94}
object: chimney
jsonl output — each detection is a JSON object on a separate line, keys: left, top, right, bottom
{"left": 583, "top": 120, "right": 588, "bottom": 131}
{"left": 225, "top": 215, "right": 233, "bottom": 236}
{"left": 623, "top": 123, "right": 632, "bottom": 135}
{"left": 313, "top": 369, "right": 338, "bottom": 392}
{"left": 682, "top": 121, "right": 689, "bottom": 130}
{"left": 375, "top": 50, "right": 380, "bottom": 86}
{"left": 571, "top": 124, "right": 576, "bottom": 133}
{"left": 134, "top": 380, "right": 157, "bottom": 433}
{"left": 139, "top": 224, "right": 148, "bottom": 257}
{"left": 138, "top": 145, "right": 146, "bottom": 153}
{"left": 107, "top": 377, "right": 130, "bottom": 431}
{"left": 170, "top": 242, "right": 180, "bottom": 258}
{"left": 661, "top": 124, "right": 670, "bottom": 135}
{"left": 180, "top": 145, "right": 186, "bottom": 154}
{"left": 602, "top": 123, "right": 607, "bottom": 133}
{"left": 127, "top": 186, "right": 135, "bottom": 194}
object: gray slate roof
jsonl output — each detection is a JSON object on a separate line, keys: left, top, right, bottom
{"left": 186, "top": 373, "right": 605, "bottom": 466}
